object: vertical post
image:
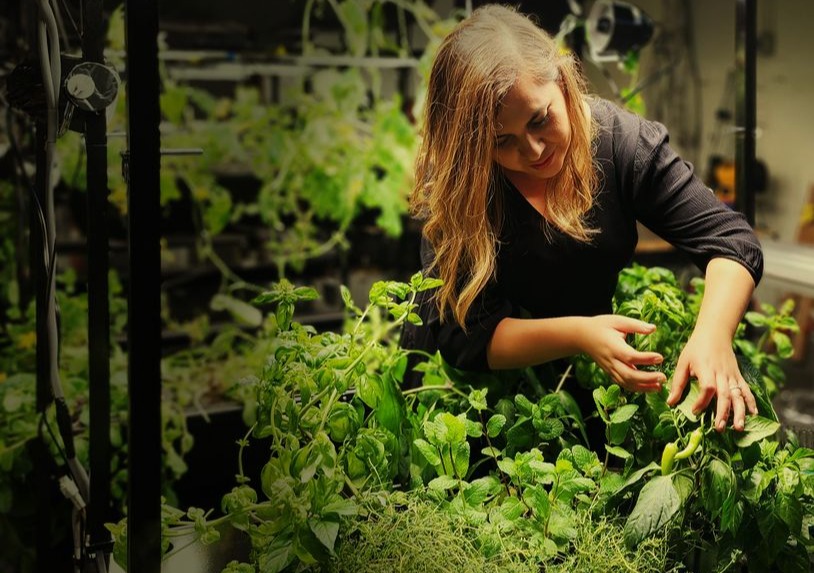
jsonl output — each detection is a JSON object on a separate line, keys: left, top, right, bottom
{"left": 32, "top": 123, "right": 55, "bottom": 573}
{"left": 124, "top": 0, "right": 162, "bottom": 570}
{"left": 734, "top": 0, "right": 757, "bottom": 226}
{"left": 82, "top": 0, "right": 112, "bottom": 557}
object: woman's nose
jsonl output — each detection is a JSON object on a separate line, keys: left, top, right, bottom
{"left": 522, "top": 133, "right": 545, "bottom": 158}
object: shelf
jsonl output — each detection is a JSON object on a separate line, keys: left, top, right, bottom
{"left": 157, "top": 51, "right": 420, "bottom": 82}
{"left": 761, "top": 239, "right": 814, "bottom": 298}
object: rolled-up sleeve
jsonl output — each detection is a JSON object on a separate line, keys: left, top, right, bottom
{"left": 629, "top": 117, "right": 763, "bottom": 285}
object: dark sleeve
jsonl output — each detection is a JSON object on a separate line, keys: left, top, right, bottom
{"left": 412, "top": 235, "right": 513, "bottom": 372}
{"left": 626, "top": 115, "right": 763, "bottom": 285}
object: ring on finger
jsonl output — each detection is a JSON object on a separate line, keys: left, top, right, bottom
{"left": 729, "top": 384, "right": 743, "bottom": 397}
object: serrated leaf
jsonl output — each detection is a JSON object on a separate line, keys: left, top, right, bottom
{"left": 453, "top": 442, "right": 470, "bottom": 477}
{"left": 414, "top": 439, "right": 441, "bottom": 467}
{"left": 536, "top": 418, "right": 564, "bottom": 441}
{"left": 481, "top": 446, "right": 501, "bottom": 458}
{"left": 610, "top": 403, "right": 639, "bottom": 423}
{"left": 463, "top": 476, "right": 500, "bottom": 506}
{"left": 468, "top": 388, "right": 488, "bottom": 412}
{"left": 428, "top": 475, "right": 457, "bottom": 491}
{"left": 486, "top": 414, "right": 507, "bottom": 438}
{"left": 465, "top": 419, "right": 483, "bottom": 438}
{"left": 500, "top": 496, "right": 525, "bottom": 520}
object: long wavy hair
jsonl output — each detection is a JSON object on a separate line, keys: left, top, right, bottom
{"left": 410, "top": 4, "right": 598, "bottom": 330}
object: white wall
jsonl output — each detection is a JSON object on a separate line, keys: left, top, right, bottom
{"left": 633, "top": 0, "right": 814, "bottom": 242}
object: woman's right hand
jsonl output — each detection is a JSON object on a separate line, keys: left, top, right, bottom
{"left": 580, "top": 314, "right": 666, "bottom": 392}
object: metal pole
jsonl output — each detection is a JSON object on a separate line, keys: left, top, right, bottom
{"left": 82, "top": 0, "right": 113, "bottom": 560}
{"left": 33, "top": 122, "right": 56, "bottom": 573}
{"left": 734, "top": 0, "right": 757, "bottom": 226}
{"left": 124, "top": 0, "right": 162, "bottom": 569}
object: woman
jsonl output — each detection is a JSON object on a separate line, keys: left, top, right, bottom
{"left": 408, "top": 4, "right": 762, "bottom": 433}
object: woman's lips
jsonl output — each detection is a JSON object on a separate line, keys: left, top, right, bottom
{"left": 531, "top": 153, "right": 553, "bottom": 169}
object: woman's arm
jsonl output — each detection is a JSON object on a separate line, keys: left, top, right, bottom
{"left": 666, "top": 257, "right": 758, "bottom": 432}
{"left": 486, "top": 314, "right": 667, "bottom": 392}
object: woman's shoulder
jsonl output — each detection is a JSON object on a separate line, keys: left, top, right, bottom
{"left": 589, "top": 97, "right": 670, "bottom": 165}
{"left": 588, "top": 97, "right": 643, "bottom": 134}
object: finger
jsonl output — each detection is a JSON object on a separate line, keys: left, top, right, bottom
{"left": 615, "top": 317, "right": 657, "bottom": 335}
{"left": 616, "top": 363, "right": 666, "bottom": 392}
{"left": 626, "top": 350, "right": 664, "bottom": 366}
{"left": 731, "top": 383, "right": 747, "bottom": 431}
{"left": 712, "top": 374, "right": 732, "bottom": 432}
{"left": 667, "top": 359, "right": 690, "bottom": 406}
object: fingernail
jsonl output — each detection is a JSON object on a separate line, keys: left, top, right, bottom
{"left": 717, "top": 420, "right": 725, "bottom": 431}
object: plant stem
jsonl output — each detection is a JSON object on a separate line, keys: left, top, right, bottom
{"left": 555, "top": 363, "right": 573, "bottom": 394}
{"left": 236, "top": 423, "right": 257, "bottom": 483}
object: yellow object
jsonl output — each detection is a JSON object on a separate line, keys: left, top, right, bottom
{"left": 17, "top": 331, "right": 36, "bottom": 350}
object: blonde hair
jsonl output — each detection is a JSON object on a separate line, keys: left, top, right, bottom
{"left": 410, "top": 4, "right": 598, "bottom": 330}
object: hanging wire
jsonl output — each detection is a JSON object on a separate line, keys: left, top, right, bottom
{"left": 57, "top": 0, "right": 83, "bottom": 43}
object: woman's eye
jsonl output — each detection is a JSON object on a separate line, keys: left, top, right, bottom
{"left": 496, "top": 135, "right": 512, "bottom": 149}
{"left": 530, "top": 115, "right": 549, "bottom": 128}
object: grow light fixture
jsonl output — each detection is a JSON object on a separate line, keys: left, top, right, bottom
{"left": 586, "top": 0, "right": 654, "bottom": 62}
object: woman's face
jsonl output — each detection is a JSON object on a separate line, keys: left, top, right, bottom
{"left": 493, "top": 75, "right": 571, "bottom": 183}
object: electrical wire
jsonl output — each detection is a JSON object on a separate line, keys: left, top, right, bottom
{"left": 32, "top": 1, "right": 107, "bottom": 570}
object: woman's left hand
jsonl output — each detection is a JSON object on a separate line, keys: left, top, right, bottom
{"left": 666, "top": 332, "right": 758, "bottom": 432}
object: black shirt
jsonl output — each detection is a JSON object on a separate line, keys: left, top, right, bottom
{"left": 410, "top": 98, "right": 764, "bottom": 373}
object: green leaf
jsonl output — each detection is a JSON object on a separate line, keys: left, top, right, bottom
{"left": 605, "top": 445, "right": 632, "bottom": 460}
{"left": 744, "top": 311, "right": 769, "bottom": 327}
{"left": 623, "top": 475, "right": 681, "bottom": 548}
{"left": 486, "top": 414, "right": 507, "bottom": 438}
{"left": 608, "top": 421, "right": 630, "bottom": 446}
{"left": 417, "top": 277, "right": 443, "bottom": 292}
{"left": 701, "top": 459, "right": 736, "bottom": 519}
{"left": 734, "top": 416, "right": 781, "bottom": 448}
{"left": 414, "top": 439, "right": 441, "bottom": 467}
{"left": 453, "top": 442, "right": 470, "bottom": 477}
{"left": 357, "top": 374, "right": 383, "bottom": 409}
{"left": 462, "top": 476, "right": 501, "bottom": 506}
{"left": 468, "top": 388, "right": 488, "bottom": 412}
{"left": 514, "top": 394, "right": 534, "bottom": 416}
{"left": 610, "top": 404, "right": 639, "bottom": 423}
{"left": 308, "top": 518, "right": 339, "bottom": 553}
{"left": 437, "top": 413, "right": 467, "bottom": 444}
{"left": 535, "top": 418, "right": 564, "bottom": 441}
{"left": 428, "top": 475, "right": 457, "bottom": 491}
{"left": 321, "top": 499, "right": 357, "bottom": 517}
{"left": 481, "top": 446, "right": 501, "bottom": 458}
{"left": 258, "top": 535, "right": 293, "bottom": 573}
{"left": 499, "top": 496, "right": 526, "bottom": 520}
{"left": 464, "top": 419, "right": 483, "bottom": 438}
{"left": 675, "top": 380, "right": 701, "bottom": 422}
{"left": 210, "top": 294, "right": 263, "bottom": 327}
{"left": 571, "top": 445, "right": 599, "bottom": 473}
{"left": 776, "top": 493, "right": 803, "bottom": 534}
{"left": 771, "top": 331, "right": 794, "bottom": 359}
{"left": 2, "top": 391, "right": 23, "bottom": 413}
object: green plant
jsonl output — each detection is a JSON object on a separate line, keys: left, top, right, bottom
{"left": 109, "top": 265, "right": 812, "bottom": 573}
